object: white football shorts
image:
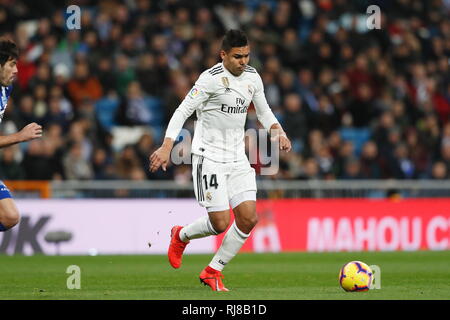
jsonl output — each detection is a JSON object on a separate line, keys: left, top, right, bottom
{"left": 192, "top": 154, "right": 257, "bottom": 212}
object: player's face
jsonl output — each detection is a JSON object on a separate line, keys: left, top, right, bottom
{"left": 0, "top": 58, "right": 18, "bottom": 86}
{"left": 221, "top": 46, "right": 250, "bottom": 76}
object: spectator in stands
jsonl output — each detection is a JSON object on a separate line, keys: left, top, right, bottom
{"left": 133, "top": 132, "right": 155, "bottom": 178}
{"left": 92, "top": 147, "right": 116, "bottom": 180}
{"left": 298, "top": 157, "right": 321, "bottom": 180}
{"left": 359, "top": 140, "right": 383, "bottom": 179}
{"left": 117, "top": 81, "right": 161, "bottom": 126}
{"left": 430, "top": 161, "right": 448, "bottom": 180}
{"left": 65, "top": 120, "right": 93, "bottom": 164}
{"left": 0, "top": 146, "right": 24, "bottom": 180}
{"left": 95, "top": 57, "right": 116, "bottom": 94}
{"left": 309, "top": 94, "right": 340, "bottom": 135}
{"left": 439, "top": 142, "right": 450, "bottom": 174}
{"left": 340, "top": 157, "right": 364, "bottom": 180}
{"left": 334, "top": 139, "right": 355, "bottom": 173}
{"left": 66, "top": 61, "right": 103, "bottom": 109}
{"left": 315, "top": 145, "right": 334, "bottom": 176}
{"left": 114, "top": 54, "right": 135, "bottom": 97}
{"left": 347, "top": 82, "right": 376, "bottom": 127}
{"left": 42, "top": 124, "right": 65, "bottom": 180}
{"left": 28, "top": 63, "right": 52, "bottom": 93}
{"left": 32, "top": 83, "right": 48, "bottom": 121}
{"left": 63, "top": 142, "right": 94, "bottom": 180}
{"left": 22, "top": 139, "right": 60, "bottom": 180}
{"left": 14, "top": 95, "right": 38, "bottom": 129}
{"left": 405, "top": 128, "right": 429, "bottom": 177}
{"left": 281, "top": 93, "right": 308, "bottom": 148}
{"left": 135, "top": 53, "right": 160, "bottom": 96}
{"left": 115, "top": 144, "right": 142, "bottom": 180}
{"left": 1, "top": 0, "right": 449, "bottom": 184}
{"left": 42, "top": 97, "right": 70, "bottom": 129}
{"left": 389, "top": 143, "right": 416, "bottom": 179}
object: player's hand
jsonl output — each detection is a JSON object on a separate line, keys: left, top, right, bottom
{"left": 18, "top": 123, "right": 43, "bottom": 142}
{"left": 279, "top": 134, "right": 291, "bottom": 152}
{"left": 270, "top": 130, "right": 291, "bottom": 152}
{"left": 149, "top": 146, "right": 171, "bottom": 172}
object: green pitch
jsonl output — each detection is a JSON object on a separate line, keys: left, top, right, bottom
{"left": 0, "top": 251, "right": 449, "bottom": 300}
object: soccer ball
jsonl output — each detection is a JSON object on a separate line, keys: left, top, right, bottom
{"left": 339, "top": 261, "right": 373, "bottom": 292}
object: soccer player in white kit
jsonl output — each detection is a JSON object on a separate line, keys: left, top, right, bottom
{"left": 150, "top": 30, "right": 291, "bottom": 291}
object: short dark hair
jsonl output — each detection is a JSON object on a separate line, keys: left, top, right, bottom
{"left": 221, "top": 29, "right": 248, "bottom": 52}
{"left": 0, "top": 39, "right": 19, "bottom": 66}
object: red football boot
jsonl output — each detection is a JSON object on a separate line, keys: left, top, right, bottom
{"left": 168, "top": 226, "right": 189, "bottom": 269}
{"left": 199, "top": 266, "right": 229, "bottom": 292}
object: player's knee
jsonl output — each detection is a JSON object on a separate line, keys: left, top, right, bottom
{"left": 247, "top": 215, "right": 259, "bottom": 229}
{"left": 239, "top": 215, "right": 258, "bottom": 232}
{"left": 1, "top": 210, "right": 20, "bottom": 229}
{"left": 211, "top": 220, "right": 230, "bottom": 234}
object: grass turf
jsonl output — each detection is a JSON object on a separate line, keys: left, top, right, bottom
{"left": 0, "top": 251, "right": 449, "bottom": 300}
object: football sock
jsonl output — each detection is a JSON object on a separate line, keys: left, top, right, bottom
{"left": 205, "top": 265, "right": 219, "bottom": 274}
{"left": 209, "top": 221, "right": 250, "bottom": 271}
{"left": 179, "top": 215, "right": 218, "bottom": 242}
{"left": 0, "top": 223, "right": 9, "bottom": 232}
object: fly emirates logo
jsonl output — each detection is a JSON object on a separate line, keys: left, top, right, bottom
{"left": 221, "top": 98, "right": 248, "bottom": 114}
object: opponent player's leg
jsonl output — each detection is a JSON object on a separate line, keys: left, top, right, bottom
{"left": 0, "top": 184, "right": 20, "bottom": 231}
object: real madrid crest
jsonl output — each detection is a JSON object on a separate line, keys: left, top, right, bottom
{"left": 221, "top": 77, "right": 231, "bottom": 93}
{"left": 206, "top": 192, "right": 212, "bottom": 201}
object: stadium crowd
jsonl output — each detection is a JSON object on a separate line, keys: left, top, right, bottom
{"left": 0, "top": 0, "right": 449, "bottom": 182}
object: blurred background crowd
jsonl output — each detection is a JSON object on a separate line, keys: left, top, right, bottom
{"left": 0, "top": 0, "right": 449, "bottom": 182}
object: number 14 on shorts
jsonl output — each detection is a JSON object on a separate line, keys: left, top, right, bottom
{"left": 203, "top": 174, "right": 219, "bottom": 190}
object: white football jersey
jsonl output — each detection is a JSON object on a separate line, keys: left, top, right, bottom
{"left": 165, "top": 62, "right": 279, "bottom": 163}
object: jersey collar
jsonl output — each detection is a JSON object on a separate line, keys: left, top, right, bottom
{"left": 221, "top": 62, "right": 245, "bottom": 79}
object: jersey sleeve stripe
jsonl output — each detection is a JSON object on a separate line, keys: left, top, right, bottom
{"left": 209, "top": 65, "right": 222, "bottom": 72}
{"left": 209, "top": 68, "right": 224, "bottom": 75}
{"left": 210, "top": 70, "right": 224, "bottom": 76}
{"left": 244, "top": 66, "right": 257, "bottom": 73}
{"left": 208, "top": 65, "right": 223, "bottom": 74}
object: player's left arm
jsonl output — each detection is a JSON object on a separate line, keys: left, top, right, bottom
{"left": 252, "top": 74, "right": 291, "bottom": 152}
{"left": 150, "top": 72, "right": 214, "bottom": 172}
{"left": 0, "top": 122, "right": 42, "bottom": 149}
{"left": 268, "top": 123, "right": 291, "bottom": 152}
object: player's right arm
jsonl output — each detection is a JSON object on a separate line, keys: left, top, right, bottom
{"left": 252, "top": 73, "right": 291, "bottom": 152}
{"left": 0, "top": 122, "right": 42, "bottom": 149}
{"left": 149, "top": 72, "right": 213, "bottom": 173}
